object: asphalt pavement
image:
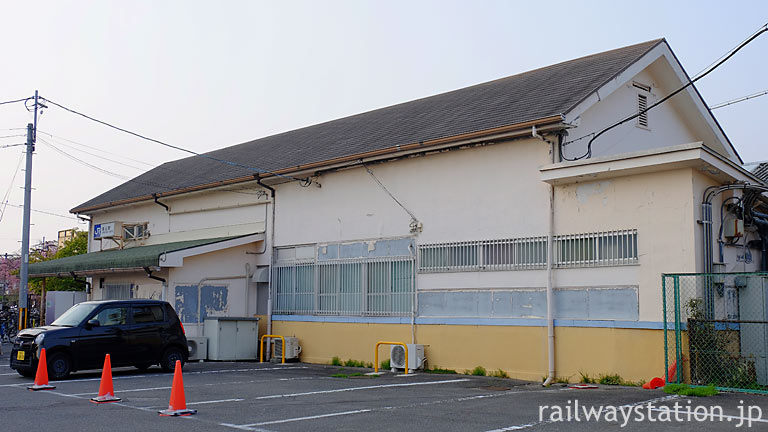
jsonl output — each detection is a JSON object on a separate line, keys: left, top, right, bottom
{"left": 2, "top": 343, "right": 768, "bottom": 431}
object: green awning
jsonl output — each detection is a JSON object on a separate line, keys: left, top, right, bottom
{"left": 28, "top": 234, "right": 257, "bottom": 278}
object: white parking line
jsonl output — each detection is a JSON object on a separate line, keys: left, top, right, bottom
{"left": 254, "top": 378, "right": 471, "bottom": 400}
{"left": 248, "top": 409, "right": 373, "bottom": 426}
{"left": 483, "top": 395, "right": 684, "bottom": 432}
{"left": 0, "top": 365, "right": 307, "bottom": 387}
{"left": 222, "top": 385, "right": 559, "bottom": 431}
{"left": 186, "top": 398, "right": 244, "bottom": 406}
{"left": 70, "top": 374, "right": 322, "bottom": 396}
{"left": 71, "top": 386, "right": 172, "bottom": 396}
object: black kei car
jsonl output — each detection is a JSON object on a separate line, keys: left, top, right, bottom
{"left": 10, "top": 299, "right": 188, "bottom": 380}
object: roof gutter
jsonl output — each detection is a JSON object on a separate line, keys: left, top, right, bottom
{"left": 71, "top": 115, "right": 565, "bottom": 214}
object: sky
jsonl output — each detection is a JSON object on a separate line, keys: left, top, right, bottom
{"left": 0, "top": 1, "right": 766, "bottom": 254}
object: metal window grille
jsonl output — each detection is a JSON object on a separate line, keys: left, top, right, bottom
{"left": 273, "top": 256, "right": 414, "bottom": 317}
{"left": 554, "top": 229, "right": 638, "bottom": 268}
{"left": 104, "top": 283, "right": 133, "bottom": 300}
{"left": 418, "top": 230, "right": 638, "bottom": 273}
{"left": 123, "top": 223, "right": 148, "bottom": 241}
{"left": 419, "top": 237, "right": 548, "bottom": 273}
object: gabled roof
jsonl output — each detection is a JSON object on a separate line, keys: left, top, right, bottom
{"left": 73, "top": 39, "right": 664, "bottom": 213}
{"left": 753, "top": 163, "right": 768, "bottom": 184}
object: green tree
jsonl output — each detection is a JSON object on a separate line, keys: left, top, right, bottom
{"left": 29, "top": 229, "right": 89, "bottom": 293}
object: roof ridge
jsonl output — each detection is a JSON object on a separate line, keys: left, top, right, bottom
{"left": 73, "top": 39, "right": 669, "bottom": 213}
{"left": 204, "top": 39, "right": 666, "bottom": 156}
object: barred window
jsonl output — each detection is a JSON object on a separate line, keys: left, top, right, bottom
{"left": 104, "top": 282, "right": 133, "bottom": 299}
{"left": 274, "top": 256, "right": 414, "bottom": 317}
{"left": 419, "top": 237, "right": 548, "bottom": 273}
{"left": 554, "top": 230, "right": 638, "bottom": 268}
{"left": 418, "top": 230, "right": 638, "bottom": 273}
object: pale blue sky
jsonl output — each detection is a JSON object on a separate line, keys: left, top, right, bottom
{"left": 0, "top": 1, "right": 766, "bottom": 253}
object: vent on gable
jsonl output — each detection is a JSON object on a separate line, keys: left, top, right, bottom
{"left": 632, "top": 81, "right": 651, "bottom": 92}
{"left": 637, "top": 94, "right": 649, "bottom": 128}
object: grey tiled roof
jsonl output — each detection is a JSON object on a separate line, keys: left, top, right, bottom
{"left": 73, "top": 39, "right": 664, "bottom": 212}
{"left": 753, "top": 163, "right": 768, "bottom": 184}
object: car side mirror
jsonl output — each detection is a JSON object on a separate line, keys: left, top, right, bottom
{"left": 85, "top": 319, "right": 100, "bottom": 329}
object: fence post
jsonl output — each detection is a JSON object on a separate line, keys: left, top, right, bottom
{"left": 662, "top": 275, "right": 669, "bottom": 382}
{"left": 673, "top": 275, "right": 682, "bottom": 383}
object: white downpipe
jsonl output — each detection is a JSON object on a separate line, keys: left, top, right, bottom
{"left": 543, "top": 182, "right": 555, "bottom": 386}
{"left": 266, "top": 196, "right": 276, "bottom": 359}
{"left": 245, "top": 262, "right": 251, "bottom": 316}
{"left": 533, "top": 126, "right": 556, "bottom": 386}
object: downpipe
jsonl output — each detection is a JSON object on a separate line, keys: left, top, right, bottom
{"left": 534, "top": 126, "right": 557, "bottom": 386}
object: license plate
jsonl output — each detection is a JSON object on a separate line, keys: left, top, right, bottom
{"left": 16, "top": 351, "right": 25, "bottom": 361}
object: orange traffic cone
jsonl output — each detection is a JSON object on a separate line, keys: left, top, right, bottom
{"left": 91, "top": 354, "right": 121, "bottom": 403}
{"left": 28, "top": 348, "right": 55, "bottom": 391}
{"left": 158, "top": 360, "right": 197, "bottom": 416}
{"left": 666, "top": 360, "right": 678, "bottom": 383}
{"left": 642, "top": 377, "right": 666, "bottom": 389}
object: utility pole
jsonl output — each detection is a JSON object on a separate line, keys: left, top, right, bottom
{"left": 19, "top": 90, "right": 39, "bottom": 331}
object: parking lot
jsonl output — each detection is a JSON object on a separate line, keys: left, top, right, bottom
{"left": 3, "top": 342, "right": 768, "bottom": 431}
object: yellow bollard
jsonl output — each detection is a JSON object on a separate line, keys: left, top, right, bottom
{"left": 374, "top": 341, "right": 409, "bottom": 375}
{"left": 260, "top": 334, "right": 286, "bottom": 364}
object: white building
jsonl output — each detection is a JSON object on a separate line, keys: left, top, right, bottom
{"left": 30, "top": 39, "right": 765, "bottom": 382}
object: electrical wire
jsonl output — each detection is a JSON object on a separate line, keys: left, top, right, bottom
{"left": 37, "top": 138, "right": 266, "bottom": 198}
{"left": 0, "top": 152, "right": 25, "bottom": 222}
{"left": 42, "top": 135, "right": 148, "bottom": 171}
{"left": 711, "top": 89, "right": 768, "bottom": 110}
{"left": 561, "top": 22, "right": 768, "bottom": 161}
{"left": 363, "top": 162, "right": 419, "bottom": 223}
{"left": 38, "top": 133, "right": 268, "bottom": 197}
{"left": 39, "top": 138, "right": 147, "bottom": 182}
{"left": 0, "top": 97, "right": 31, "bottom": 107}
{"left": 0, "top": 202, "right": 81, "bottom": 221}
{"left": 0, "top": 143, "right": 25, "bottom": 149}
{"left": 41, "top": 97, "right": 301, "bottom": 182}
{"left": 0, "top": 134, "right": 26, "bottom": 139}
{"left": 37, "top": 130, "right": 156, "bottom": 168}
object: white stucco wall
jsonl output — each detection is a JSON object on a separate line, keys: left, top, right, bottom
{"left": 88, "top": 185, "right": 269, "bottom": 251}
{"left": 275, "top": 138, "right": 552, "bottom": 246}
{"left": 563, "top": 65, "right": 698, "bottom": 161}
{"left": 553, "top": 169, "right": 698, "bottom": 321}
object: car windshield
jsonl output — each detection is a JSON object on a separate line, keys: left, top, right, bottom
{"left": 51, "top": 303, "right": 100, "bottom": 327}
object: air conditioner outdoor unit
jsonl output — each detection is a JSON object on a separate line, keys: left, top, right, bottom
{"left": 187, "top": 336, "right": 208, "bottom": 361}
{"left": 390, "top": 344, "right": 425, "bottom": 372}
{"left": 273, "top": 336, "right": 301, "bottom": 361}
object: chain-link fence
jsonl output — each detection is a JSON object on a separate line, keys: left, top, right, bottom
{"left": 664, "top": 272, "right": 768, "bottom": 393}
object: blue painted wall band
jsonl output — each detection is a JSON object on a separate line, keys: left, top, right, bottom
{"left": 272, "top": 314, "right": 665, "bottom": 330}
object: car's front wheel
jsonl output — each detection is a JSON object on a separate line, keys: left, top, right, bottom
{"left": 47, "top": 352, "right": 72, "bottom": 380}
{"left": 160, "top": 347, "right": 185, "bottom": 372}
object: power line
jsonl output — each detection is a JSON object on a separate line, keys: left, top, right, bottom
{"left": 0, "top": 202, "right": 81, "bottom": 221}
{"left": 38, "top": 138, "right": 135, "bottom": 181}
{"left": 711, "top": 89, "right": 768, "bottom": 110}
{"left": 0, "top": 134, "right": 26, "bottom": 139}
{"left": 37, "top": 130, "right": 156, "bottom": 168}
{"left": 0, "top": 152, "right": 25, "bottom": 222}
{"left": 41, "top": 135, "right": 149, "bottom": 171}
{"left": 38, "top": 135, "right": 268, "bottom": 197}
{"left": 41, "top": 97, "right": 301, "bottom": 182}
{"left": 363, "top": 163, "right": 419, "bottom": 223}
{"left": 562, "top": 22, "right": 768, "bottom": 161}
{"left": 0, "top": 143, "right": 25, "bottom": 149}
{"left": 0, "top": 97, "right": 31, "bottom": 107}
